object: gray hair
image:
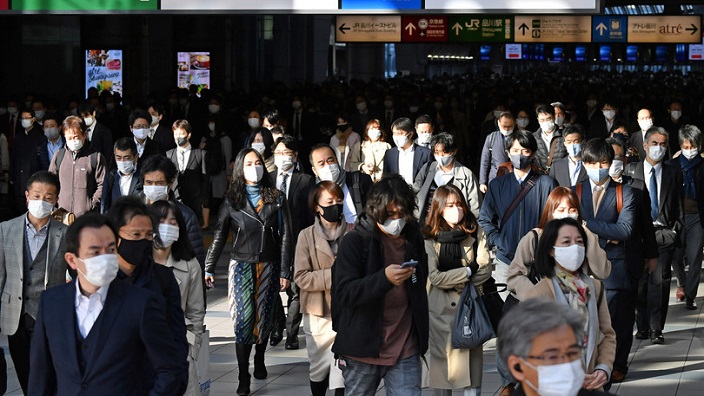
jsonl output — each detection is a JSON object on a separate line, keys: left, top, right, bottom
{"left": 644, "top": 126, "right": 668, "bottom": 143}
{"left": 678, "top": 124, "right": 703, "bottom": 149}
{"left": 497, "top": 298, "right": 584, "bottom": 370}
{"left": 498, "top": 111, "right": 515, "bottom": 122}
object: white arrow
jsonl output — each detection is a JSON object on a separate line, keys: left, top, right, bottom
{"left": 596, "top": 23, "right": 607, "bottom": 36}
{"left": 452, "top": 22, "right": 462, "bottom": 35}
{"left": 405, "top": 23, "right": 416, "bottom": 35}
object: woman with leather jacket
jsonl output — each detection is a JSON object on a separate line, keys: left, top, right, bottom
{"left": 204, "top": 148, "right": 293, "bottom": 396}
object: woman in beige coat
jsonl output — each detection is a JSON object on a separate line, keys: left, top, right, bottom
{"left": 294, "top": 181, "right": 347, "bottom": 396}
{"left": 359, "top": 119, "right": 391, "bottom": 182}
{"left": 423, "top": 184, "right": 491, "bottom": 396}
{"left": 525, "top": 217, "right": 616, "bottom": 391}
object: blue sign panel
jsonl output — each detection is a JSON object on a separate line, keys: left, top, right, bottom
{"left": 592, "top": 16, "right": 627, "bottom": 43}
{"left": 340, "top": 0, "right": 421, "bottom": 10}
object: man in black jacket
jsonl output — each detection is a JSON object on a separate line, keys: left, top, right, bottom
{"left": 331, "top": 174, "right": 429, "bottom": 395}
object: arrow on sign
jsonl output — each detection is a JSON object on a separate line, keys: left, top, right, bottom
{"left": 686, "top": 24, "right": 699, "bottom": 35}
{"left": 338, "top": 23, "right": 350, "bottom": 34}
{"left": 518, "top": 23, "right": 529, "bottom": 35}
{"left": 405, "top": 23, "right": 416, "bottom": 35}
{"left": 452, "top": 22, "right": 462, "bottom": 35}
{"left": 596, "top": 23, "right": 607, "bottom": 36}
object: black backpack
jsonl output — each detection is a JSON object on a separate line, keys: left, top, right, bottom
{"left": 204, "top": 137, "right": 225, "bottom": 175}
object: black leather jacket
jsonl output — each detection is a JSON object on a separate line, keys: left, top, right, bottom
{"left": 205, "top": 194, "right": 293, "bottom": 279}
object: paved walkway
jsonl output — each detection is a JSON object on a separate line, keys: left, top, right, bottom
{"left": 2, "top": 256, "right": 701, "bottom": 395}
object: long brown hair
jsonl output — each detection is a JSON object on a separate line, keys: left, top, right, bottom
{"left": 537, "top": 186, "right": 582, "bottom": 229}
{"left": 422, "top": 184, "right": 477, "bottom": 239}
{"left": 363, "top": 118, "right": 386, "bottom": 142}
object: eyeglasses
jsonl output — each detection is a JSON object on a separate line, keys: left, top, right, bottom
{"left": 274, "top": 150, "right": 294, "bottom": 156}
{"left": 133, "top": 124, "right": 150, "bottom": 129}
{"left": 526, "top": 346, "right": 584, "bottom": 365}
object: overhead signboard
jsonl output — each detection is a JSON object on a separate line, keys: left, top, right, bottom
{"left": 13, "top": 0, "right": 156, "bottom": 10}
{"left": 514, "top": 16, "right": 591, "bottom": 43}
{"left": 627, "top": 16, "right": 701, "bottom": 44}
{"left": 336, "top": 15, "right": 401, "bottom": 42}
{"left": 448, "top": 15, "right": 513, "bottom": 43}
{"left": 424, "top": 0, "right": 599, "bottom": 14}
{"left": 592, "top": 16, "right": 627, "bottom": 43}
{"left": 401, "top": 16, "right": 447, "bottom": 42}
{"left": 341, "top": 0, "right": 421, "bottom": 10}
{"left": 162, "top": 0, "right": 337, "bottom": 11}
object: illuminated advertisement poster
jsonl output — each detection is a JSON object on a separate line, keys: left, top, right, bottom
{"left": 85, "top": 49, "right": 123, "bottom": 97}
{"left": 177, "top": 52, "right": 210, "bottom": 93}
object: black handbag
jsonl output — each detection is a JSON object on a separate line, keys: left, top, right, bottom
{"left": 451, "top": 282, "right": 496, "bottom": 349}
{"left": 479, "top": 277, "right": 505, "bottom": 333}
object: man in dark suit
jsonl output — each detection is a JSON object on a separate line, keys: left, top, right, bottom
{"left": 149, "top": 103, "right": 177, "bottom": 152}
{"left": 129, "top": 109, "right": 165, "bottom": 169}
{"left": 630, "top": 108, "right": 654, "bottom": 161}
{"left": 28, "top": 213, "right": 184, "bottom": 395}
{"left": 550, "top": 124, "right": 589, "bottom": 187}
{"left": 167, "top": 120, "right": 208, "bottom": 225}
{"left": 269, "top": 135, "right": 315, "bottom": 349}
{"left": 627, "top": 127, "right": 683, "bottom": 344}
{"left": 11, "top": 108, "right": 49, "bottom": 212}
{"left": 383, "top": 117, "right": 432, "bottom": 185}
{"left": 101, "top": 138, "right": 141, "bottom": 213}
{"left": 588, "top": 101, "right": 622, "bottom": 140}
{"left": 0, "top": 171, "right": 68, "bottom": 394}
{"left": 80, "top": 102, "right": 114, "bottom": 162}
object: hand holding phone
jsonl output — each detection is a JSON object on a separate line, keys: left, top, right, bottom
{"left": 401, "top": 260, "right": 418, "bottom": 269}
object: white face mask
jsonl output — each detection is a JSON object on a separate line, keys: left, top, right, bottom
{"left": 443, "top": 207, "right": 464, "bottom": 226}
{"left": 368, "top": 129, "right": 382, "bottom": 141}
{"left": 208, "top": 123, "right": 216, "bottom": 132}
{"left": 552, "top": 211, "right": 578, "bottom": 221}
{"left": 638, "top": 119, "right": 653, "bottom": 131}
{"left": 417, "top": 132, "right": 432, "bottom": 144}
{"left": 609, "top": 159, "right": 624, "bottom": 178}
{"left": 77, "top": 254, "right": 119, "bottom": 288}
{"left": 208, "top": 104, "right": 220, "bottom": 114}
{"left": 379, "top": 217, "right": 405, "bottom": 236}
{"left": 586, "top": 99, "right": 597, "bottom": 108}
{"left": 116, "top": 160, "right": 135, "bottom": 175}
{"left": 553, "top": 244, "right": 586, "bottom": 272}
{"left": 34, "top": 110, "right": 45, "bottom": 120}
{"left": 435, "top": 154, "right": 454, "bottom": 168}
{"left": 274, "top": 155, "right": 294, "bottom": 171}
{"left": 356, "top": 102, "right": 367, "bottom": 112}
{"left": 66, "top": 139, "right": 84, "bottom": 152}
{"left": 158, "top": 223, "right": 180, "bottom": 248}
{"left": 555, "top": 116, "right": 565, "bottom": 126}
{"left": 44, "top": 127, "right": 60, "bottom": 140}
{"left": 83, "top": 116, "right": 95, "bottom": 127}
{"left": 564, "top": 143, "right": 581, "bottom": 157}
{"left": 248, "top": 117, "right": 260, "bottom": 128}
{"left": 251, "top": 142, "right": 266, "bottom": 154}
{"left": 648, "top": 145, "right": 667, "bottom": 162}
{"left": 499, "top": 128, "right": 513, "bottom": 137}
{"left": 151, "top": 115, "right": 160, "bottom": 126}
{"left": 493, "top": 110, "right": 503, "bottom": 119}
{"left": 393, "top": 134, "right": 409, "bottom": 149}
{"left": 143, "top": 185, "right": 169, "bottom": 202}
{"left": 670, "top": 110, "right": 682, "bottom": 121}
{"left": 27, "top": 199, "right": 54, "bottom": 219}
{"left": 21, "top": 119, "right": 33, "bottom": 129}
{"left": 522, "top": 358, "right": 585, "bottom": 396}
{"left": 602, "top": 110, "right": 616, "bottom": 120}
{"left": 292, "top": 100, "right": 302, "bottom": 110}
{"left": 132, "top": 128, "right": 150, "bottom": 140}
{"left": 317, "top": 164, "right": 340, "bottom": 182}
{"left": 243, "top": 164, "right": 264, "bottom": 183}
{"left": 682, "top": 148, "right": 699, "bottom": 160}
{"left": 517, "top": 118, "right": 529, "bottom": 129}
{"left": 539, "top": 121, "right": 555, "bottom": 132}
{"left": 7, "top": 106, "right": 18, "bottom": 115}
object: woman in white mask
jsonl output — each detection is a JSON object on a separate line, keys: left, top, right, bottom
{"left": 523, "top": 218, "right": 616, "bottom": 392}
{"left": 329, "top": 112, "right": 362, "bottom": 172}
{"left": 151, "top": 200, "right": 204, "bottom": 396}
{"left": 204, "top": 148, "right": 293, "bottom": 396}
{"left": 247, "top": 127, "right": 276, "bottom": 173}
{"left": 508, "top": 187, "right": 610, "bottom": 300}
{"left": 423, "top": 185, "right": 491, "bottom": 396}
{"left": 359, "top": 119, "right": 390, "bottom": 182}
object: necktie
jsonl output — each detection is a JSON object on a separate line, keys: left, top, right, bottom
{"left": 650, "top": 168, "right": 659, "bottom": 221}
{"left": 593, "top": 185, "right": 604, "bottom": 214}
{"left": 179, "top": 150, "right": 185, "bottom": 172}
{"left": 572, "top": 161, "right": 582, "bottom": 186}
{"left": 295, "top": 112, "right": 301, "bottom": 139}
{"left": 279, "top": 173, "right": 289, "bottom": 197}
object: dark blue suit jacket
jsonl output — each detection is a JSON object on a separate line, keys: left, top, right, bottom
{"left": 573, "top": 181, "right": 636, "bottom": 290}
{"left": 29, "top": 279, "right": 184, "bottom": 395}
{"left": 382, "top": 143, "right": 432, "bottom": 182}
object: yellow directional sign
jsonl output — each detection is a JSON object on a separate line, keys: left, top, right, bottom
{"left": 336, "top": 15, "right": 401, "bottom": 43}
{"left": 627, "top": 16, "right": 701, "bottom": 43}
{"left": 514, "top": 16, "right": 591, "bottom": 43}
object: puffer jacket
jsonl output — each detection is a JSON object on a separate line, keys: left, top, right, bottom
{"left": 205, "top": 193, "right": 293, "bottom": 279}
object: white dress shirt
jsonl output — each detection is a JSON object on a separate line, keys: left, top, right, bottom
{"left": 119, "top": 171, "right": 133, "bottom": 196}
{"left": 75, "top": 280, "right": 109, "bottom": 338}
{"left": 177, "top": 144, "right": 192, "bottom": 172}
{"left": 541, "top": 129, "right": 554, "bottom": 149}
{"left": 342, "top": 183, "right": 357, "bottom": 224}
{"left": 568, "top": 156, "right": 582, "bottom": 186}
{"left": 277, "top": 169, "right": 293, "bottom": 199}
{"left": 397, "top": 145, "right": 415, "bottom": 185}
{"left": 134, "top": 137, "right": 146, "bottom": 158}
{"left": 86, "top": 124, "right": 95, "bottom": 142}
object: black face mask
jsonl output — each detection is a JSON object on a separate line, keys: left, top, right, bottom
{"left": 337, "top": 124, "right": 349, "bottom": 132}
{"left": 176, "top": 137, "right": 188, "bottom": 146}
{"left": 319, "top": 203, "right": 344, "bottom": 223}
{"left": 118, "top": 238, "right": 153, "bottom": 267}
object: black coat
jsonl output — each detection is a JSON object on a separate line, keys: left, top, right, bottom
{"left": 89, "top": 122, "right": 114, "bottom": 163}
{"left": 11, "top": 125, "right": 49, "bottom": 196}
{"left": 269, "top": 169, "right": 315, "bottom": 243}
{"left": 331, "top": 213, "right": 429, "bottom": 358}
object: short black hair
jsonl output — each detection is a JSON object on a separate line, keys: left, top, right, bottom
{"left": 141, "top": 155, "right": 178, "bottom": 183}
{"left": 309, "top": 143, "right": 335, "bottom": 166}
{"left": 65, "top": 213, "right": 118, "bottom": 255}
{"left": 148, "top": 102, "right": 165, "bottom": 116}
{"left": 507, "top": 130, "right": 538, "bottom": 153}
{"left": 263, "top": 109, "right": 280, "bottom": 125}
{"left": 27, "top": 170, "right": 60, "bottom": 194}
{"left": 128, "top": 109, "right": 151, "bottom": 127}
{"left": 78, "top": 102, "right": 96, "bottom": 115}
{"left": 414, "top": 114, "right": 433, "bottom": 129}
{"left": 535, "top": 104, "right": 555, "bottom": 117}
{"left": 365, "top": 173, "right": 418, "bottom": 224}
{"left": 430, "top": 132, "right": 457, "bottom": 153}
{"left": 20, "top": 107, "right": 35, "bottom": 118}
{"left": 114, "top": 137, "right": 138, "bottom": 157}
{"left": 274, "top": 134, "right": 299, "bottom": 153}
{"left": 605, "top": 137, "right": 626, "bottom": 157}
{"left": 391, "top": 117, "right": 414, "bottom": 135}
{"left": 248, "top": 127, "right": 275, "bottom": 158}
{"left": 42, "top": 112, "right": 62, "bottom": 127}
{"left": 562, "top": 124, "right": 584, "bottom": 140}
{"left": 581, "top": 138, "right": 615, "bottom": 164}
{"left": 107, "top": 195, "right": 155, "bottom": 230}
{"left": 534, "top": 217, "right": 589, "bottom": 278}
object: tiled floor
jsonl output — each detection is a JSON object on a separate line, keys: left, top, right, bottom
{"left": 2, "top": 264, "right": 701, "bottom": 395}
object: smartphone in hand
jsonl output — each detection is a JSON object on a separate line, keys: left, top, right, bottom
{"left": 401, "top": 260, "right": 418, "bottom": 269}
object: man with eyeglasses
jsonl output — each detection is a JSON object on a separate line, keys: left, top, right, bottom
{"left": 498, "top": 299, "right": 615, "bottom": 396}
{"left": 128, "top": 109, "right": 165, "bottom": 169}
{"left": 532, "top": 104, "right": 567, "bottom": 174}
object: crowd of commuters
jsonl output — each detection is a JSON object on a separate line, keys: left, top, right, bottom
{"left": 0, "top": 67, "right": 701, "bottom": 396}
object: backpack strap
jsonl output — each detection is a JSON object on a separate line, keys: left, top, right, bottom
{"left": 597, "top": 281, "right": 605, "bottom": 308}
{"left": 616, "top": 183, "right": 623, "bottom": 214}
{"left": 351, "top": 172, "right": 363, "bottom": 216}
{"left": 500, "top": 172, "right": 540, "bottom": 227}
{"left": 54, "top": 148, "right": 66, "bottom": 170}
{"left": 546, "top": 137, "right": 558, "bottom": 168}
{"left": 576, "top": 183, "right": 583, "bottom": 206}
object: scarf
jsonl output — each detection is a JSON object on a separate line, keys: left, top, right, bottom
{"left": 678, "top": 154, "right": 701, "bottom": 200}
{"left": 436, "top": 228, "right": 468, "bottom": 272}
{"left": 313, "top": 216, "right": 348, "bottom": 256}
{"left": 555, "top": 267, "right": 590, "bottom": 346}
{"left": 245, "top": 184, "right": 262, "bottom": 210}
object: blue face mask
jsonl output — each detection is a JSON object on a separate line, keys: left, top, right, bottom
{"left": 586, "top": 167, "right": 610, "bottom": 183}
{"left": 510, "top": 153, "right": 532, "bottom": 170}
